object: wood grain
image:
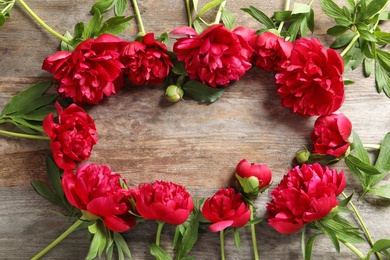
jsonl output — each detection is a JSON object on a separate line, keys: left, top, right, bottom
{"left": 0, "top": 0, "right": 389, "bottom": 259}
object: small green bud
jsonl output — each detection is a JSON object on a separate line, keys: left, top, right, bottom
{"left": 296, "top": 149, "right": 311, "bottom": 164}
{"left": 165, "top": 85, "right": 184, "bottom": 102}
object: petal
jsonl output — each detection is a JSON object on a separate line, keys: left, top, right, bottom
{"left": 103, "top": 215, "right": 135, "bottom": 232}
{"left": 209, "top": 220, "right": 234, "bottom": 232}
{"left": 170, "top": 26, "right": 198, "bottom": 36}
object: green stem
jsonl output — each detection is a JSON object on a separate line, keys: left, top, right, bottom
{"left": 16, "top": 0, "right": 70, "bottom": 43}
{"left": 213, "top": 0, "right": 226, "bottom": 25}
{"left": 363, "top": 144, "right": 381, "bottom": 150}
{"left": 340, "top": 32, "right": 360, "bottom": 57}
{"left": 155, "top": 221, "right": 165, "bottom": 247}
{"left": 185, "top": 0, "right": 192, "bottom": 27}
{"left": 277, "top": 0, "right": 291, "bottom": 33}
{"left": 131, "top": 0, "right": 146, "bottom": 35}
{"left": 342, "top": 192, "right": 382, "bottom": 260}
{"left": 220, "top": 230, "right": 226, "bottom": 260}
{"left": 249, "top": 204, "right": 259, "bottom": 260}
{"left": 0, "top": 129, "right": 50, "bottom": 140}
{"left": 31, "top": 218, "right": 85, "bottom": 260}
{"left": 342, "top": 242, "right": 366, "bottom": 260}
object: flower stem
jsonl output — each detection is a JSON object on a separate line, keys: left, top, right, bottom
{"left": 131, "top": 0, "right": 146, "bottom": 35}
{"left": 185, "top": 0, "right": 192, "bottom": 27}
{"left": 363, "top": 144, "right": 381, "bottom": 150}
{"left": 277, "top": 0, "right": 291, "bottom": 33}
{"left": 342, "top": 242, "right": 366, "bottom": 260}
{"left": 342, "top": 192, "right": 382, "bottom": 260}
{"left": 155, "top": 221, "right": 165, "bottom": 247}
{"left": 0, "top": 129, "right": 50, "bottom": 140}
{"left": 213, "top": 0, "right": 226, "bottom": 25}
{"left": 31, "top": 218, "right": 84, "bottom": 260}
{"left": 340, "top": 32, "right": 360, "bottom": 57}
{"left": 220, "top": 230, "right": 226, "bottom": 260}
{"left": 16, "top": 0, "right": 70, "bottom": 44}
{"left": 249, "top": 204, "right": 259, "bottom": 260}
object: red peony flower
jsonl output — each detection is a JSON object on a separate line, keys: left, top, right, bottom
{"left": 120, "top": 33, "right": 173, "bottom": 86}
{"left": 43, "top": 102, "right": 98, "bottom": 170}
{"left": 62, "top": 164, "right": 136, "bottom": 232}
{"left": 312, "top": 113, "right": 352, "bottom": 157}
{"left": 249, "top": 31, "right": 293, "bottom": 71}
{"left": 267, "top": 163, "right": 346, "bottom": 234}
{"left": 202, "top": 187, "right": 251, "bottom": 232}
{"left": 134, "top": 180, "right": 194, "bottom": 225}
{"left": 235, "top": 158, "right": 272, "bottom": 195}
{"left": 172, "top": 24, "right": 253, "bottom": 88}
{"left": 275, "top": 38, "right": 345, "bottom": 116}
{"left": 42, "top": 34, "right": 125, "bottom": 105}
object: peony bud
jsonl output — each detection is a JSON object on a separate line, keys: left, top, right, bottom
{"left": 296, "top": 149, "right": 311, "bottom": 164}
{"left": 165, "top": 85, "right": 184, "bottom": 102}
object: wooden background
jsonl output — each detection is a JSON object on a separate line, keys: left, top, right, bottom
{"left": 1, "top": 0, "right": 390, "bottom": 259}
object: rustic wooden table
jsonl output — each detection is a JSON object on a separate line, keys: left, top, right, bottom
{"left": 1, "top": 0, "right": 389, "bottom": 259}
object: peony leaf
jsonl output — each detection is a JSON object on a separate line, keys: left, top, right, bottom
{"left": 375, "top": 61, "right": 390, "bottom": 95}
{"left": 363, "top": 58, "right": 373, "bottom": 77}
{"left": 345, "top": 155, "right": 382, "bottom": 176}
{"left": 197, "top": 0, "right": 224, "bottom": 17}
{"left": 84, "top": 8, "right": 104, "bottom": 39}
{"left": 330, "top": 31, "right": 356, "bottom": 49}
{"left": 31, "top": 180, "right": 64, "bottom": 208}
{"left": 0, "top": 81, "right": 52, "bottom": 116}
{"left": 320, "top": 0, "right": 352, "bottom": 26}
{"left": 374, "top": 131, "right": 390, "bottom": 174}
{"left": 149, "top": 242, "right": 172, "bottom": 260}
{"left": 113, "top": 232, "right": 132, "bottom": 260}
{"left": 327, "top": 25, "right": 349, "bottom": 37}
{"left": 90, "top": 0, "right": 116, "bottom": 15}
{"left": 369, "top": 184, "right": 390, "bottom": 199}
{"left": 233, "top": 228, "right": 241, "bottom": 251}
{"left": 273, "top": 10, "right": 293, "bottom": 22}
{"left": 86, "top": 221, "right": 107, "bottom": 260}
{"left": 361, "top": 0, "right": 389, "bottom": 21}
{"left": 182, "top": 81, "right": 225, "bottom": 103}
{"left": 114, "top": 0, "right": 127, "bottom": 16}
{"left": 221, "top": 6, "right": 235, "bottom": 30}
{"left": 350, "top": 130, "right": 370, "bottom": 164}
{"left": 367, "top": 239, "right": 390, "bottom": 259}
{"left": 303, "top": 233, "right": 322, "bottom": 260}
{"left": 45, "top": 155, "right": 66, "bottom": 205}
{"left": 241, "top": 6, "right": 276, "bottom": 29}
{"left": 101, "top": 15, "right": 134, "bottom": 35}
{"left": 174, "top": 210, "right": 201, "bottom": 260}
{"left": 292, "top": 3, "right": 310, "bottom": 15}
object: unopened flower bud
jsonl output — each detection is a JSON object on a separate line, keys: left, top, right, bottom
{"left": 165, "top": 85, "right": 184, "bottom": 102}
{"left": 296, "top": 149, "right": 310, "bottom": 164}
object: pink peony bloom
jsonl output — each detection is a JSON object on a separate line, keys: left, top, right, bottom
{"left": 312, "top": 113, "right": 352, "bottom": 157}
{"left": 275, "top": 38, "right": 345, "bottom": 116}
{"left": 172, "top": 24, "right": 253, "bottom": 88}
{"left": 267, "top": 163, "right": 346, "bottom": 234}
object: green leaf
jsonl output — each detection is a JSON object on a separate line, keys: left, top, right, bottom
{"left": 362, "top": 0, "right": 389, "bottom": 20}
{"left": 113, "top": 232, "right": 132, "bottom": 259}
{"left": 367, "top": 239, "right": 390, "bottom": 258}
{"left": 273, "top": 10, "right": 293, "bottom": 22}
{"left": 101, "top": 15, "right": 133, "bottom": 35}
{"left": 90, "top": 0, "right": 116, "bottom": 15}
{"left": 31, "top": 180, "right": 63, "bottom": 207}
{"left": 358, "top": 29, "right": 377, "bottom": 42}
{"left": 304, "top": 233, "right": 322, "bottom": 260}
{"left": 84, "top": 9, "right": 104, "bottom": 39}
{"left": 11, "top": 117, "right": 44, "bottom": 132}
{"left": 327, "top": 25, "right": 349, "bottom": 37}
{"left": 292, "top": 3, "right": 310, "bottom": 14}
{"left": 182, "top": 81, "right": 225, "bottom": 103}
{"left": 307, "top": 9, "right": 315, "bottom": 33}
{"left": 345, "top": 154, "right": 382, "bottom": 176}
{"left": 86, "top": 221, "right": 107, "bottom": 260}
{"left": 193, "top": 19, "right": 203, "bottom": 35}
{"left": 374, "top": 131, "right": 390, "bottom": 173}
{"left": 350, "top": 130, "right": 371, "bottom": 164}
{"left": 114, "top": 0, "right": 127, "bottom": 16}
{"left": 175, "top": 210, "right": 200, "bottom": 260}
{"left": 363, "top": 58, "right": 373, "bottom": 77}
{"left": 221, "top": 6, "right": 235, "bottom": 30}
{"left": 377, "top": 49, "right": 390, "bottom": 71}
{"left": 330, "top": 32, "right": 356, "bottom": 48}
{"left": 287, "top": 14, "right": 306, "bottom": 42}
{"left": 233, "top": 228, "right": 241, "bottom": 251}
{"left": 197, "top": 0, "right": 224, "bottom": 17}
{"left": 149, "top": 242, "right": 172, "bottom": 260}
{"left": 45, "top": 155, "right": 64, "bottom": 202}
{"left": 369, "top": 184, "right": 390, "bottom": 199}
{"left": 22, "top": 105, "right": 56, "bottom": 121}
{"left": 1, "top": 81, "right": 52, "bottom": 116}
{"left": 375, "top": 31, "right": 390, "bottom": 45}
{"left": 375, "top": 61, "right": 390, "bottom": 95}
{"left": 241, "top": 6, "right": 276, "bottom": 29}
{"left": 320, "top": 0, "right": 352, "bottom": 26}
